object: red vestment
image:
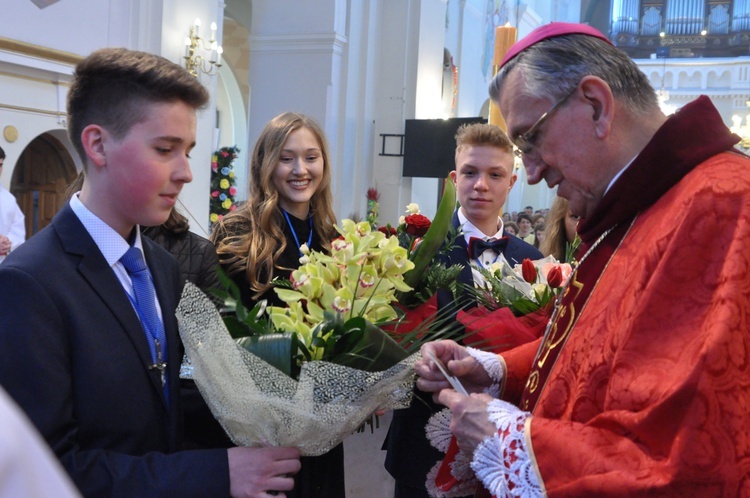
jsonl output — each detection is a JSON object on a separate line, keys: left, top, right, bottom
{"left": 516, "top": 97, "right": 750, "bottom": 496}
{"left": 431, "top": 97, "right": 750, "bottom": 498}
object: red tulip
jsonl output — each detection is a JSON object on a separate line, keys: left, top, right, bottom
{"left": 521, "top": 258, "right": 537, "bottom": 283}
{"left": 547, "top": 265, "right": 563, "bottom": 288}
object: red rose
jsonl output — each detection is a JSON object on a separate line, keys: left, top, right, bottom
{"left": 405, "top": 214, "right": 431, "bottom": 237}
{"left": 367, "top": 187, "right": 380, "bottom": 202}
{"left": 546, "top": 265, "right": 563, "bottom": 288}
{"left": 378, "top": 226, "right": 397, "bottom": 236}
{"left": 521, "top": 258, "right": 537, "bottom": 284}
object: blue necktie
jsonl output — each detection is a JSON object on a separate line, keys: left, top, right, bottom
{"left": 120, "top": 246, "right": 169, "bottom": 404}
{"left": 467, "top": 236, "right": 509, "bottom": 260}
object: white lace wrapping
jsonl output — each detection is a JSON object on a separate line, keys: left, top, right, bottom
{"left": 466, "top": 347, "right": 504, "bottom": 397}
{"left": 471, "top": 399, "right": 542, "bottom": 497}
{"left": 176, "top": 282, "right": 418, "bottom": 456}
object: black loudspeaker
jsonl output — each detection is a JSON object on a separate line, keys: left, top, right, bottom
{"left": 402, "top": 117, "right": 487, "bottom": 178}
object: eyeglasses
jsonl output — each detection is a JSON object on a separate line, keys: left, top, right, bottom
{"left": 512, "top": 88, "right": 577, "bottom": 159}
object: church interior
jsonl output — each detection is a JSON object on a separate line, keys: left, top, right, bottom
{"left": 0, "top": 0, "right": 749, "bottom": 495}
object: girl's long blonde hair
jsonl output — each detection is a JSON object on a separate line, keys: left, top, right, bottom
{"left": 540, "top": 196, "right": 569, "bottom": 261}
{"left": 211, "top": 112, "right": 337, "bottom": 299}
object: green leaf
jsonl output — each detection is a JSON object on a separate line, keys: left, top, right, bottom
{"left": 223, "top": 315, "right": 253, "bottom": 339}
{"left": 333, "top": 320, "right": 409, "bottom": 371}
{"left": 332, "top": 317, "right": 367, "bottom": 357}
{"left": 235, "top": 333, "right": 296, "bottom": 377}
{"left": 213, "top": 266, "right": 242, "bottom": 306}
{"left": 403, "top": 178, "right": 456, "bottom": 290}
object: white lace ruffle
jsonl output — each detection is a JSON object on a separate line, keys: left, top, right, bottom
{"left": 466, "top": 347, "right": 504, "bottom": 396}
{"left": 426, "top": 459, "right": 478, "bottom": 498}
{"left": 426, "top": 408, "right": 453, "bottom": 453}
{"left": 425, "top": 408, "right": 478, "bottom": 498}
{"left": 470, "top": 399, "right": 542, "bottom": 498}
{"left": 451, "top": 439, "right": 477, "bottom": 483}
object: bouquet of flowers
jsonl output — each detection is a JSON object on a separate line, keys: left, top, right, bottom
{"left": 457, "top": 255, "right": 573, "bottom": 351}
{"left": 265, "top": 218, "right": 417, "bottom": 370}
{"left": 470, "top": 255, "right": 572, "bottom": 314}
{"left": 177, "top": 181, "right": 461, "bottom": 454}
{"left": 177, "top": 282, "right": 417, "bottom": 455}
{"left": 209, "top": 145, "right": 239, "bottom": 225}
{"left": 364, "top": 184, "right": 465, "bottom": 349}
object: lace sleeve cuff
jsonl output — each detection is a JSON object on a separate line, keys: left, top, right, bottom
{"left": 470, "top": 399, "right": 542, "bottom": 497}
{"left": 466, "top": 347, "right": 505, "bottom": 397}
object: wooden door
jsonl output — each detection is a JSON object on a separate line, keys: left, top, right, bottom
{"left": 10, "top": 133, "right": 77, "bottom": 236}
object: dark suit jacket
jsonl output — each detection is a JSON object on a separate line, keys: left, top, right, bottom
{"left": 384, "top": 210, "right": 543, "bottom": 489}
{"left": 437, "top": 211, "right": 544, "bottom": 310}
{"left": 0, "top": 204, "right": 229, "bottom": 497}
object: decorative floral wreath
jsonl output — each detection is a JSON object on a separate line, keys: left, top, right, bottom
{"left": 210, "top": 145, "right": 240, "bottom": 225}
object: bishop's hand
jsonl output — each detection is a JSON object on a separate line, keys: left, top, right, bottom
{"left": 415, "top": 340, "right": 494, "bottom": 403}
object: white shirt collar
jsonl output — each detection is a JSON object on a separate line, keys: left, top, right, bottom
{"left": 457, "top": 208, "right": 504, "bottom": 244}
{"left": 69, "top": 193, "right": 143, "bottom": 267}
{"left": 604, "top": 155, "right": 637, "bottom": 196}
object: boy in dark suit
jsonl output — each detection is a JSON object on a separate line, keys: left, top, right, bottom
{"left": 0, "top": 48, "right": 300, "bottom": 497}
{"left": 385, "top": 123, "right": 542, "bottom": 497}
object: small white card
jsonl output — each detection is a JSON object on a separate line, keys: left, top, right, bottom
{"left": 426, "top": 350, "right": 469, "bottom": 396}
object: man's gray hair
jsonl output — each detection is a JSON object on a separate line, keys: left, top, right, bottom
{"left": 490, "top": 34, "right": 659, "bottom": 114}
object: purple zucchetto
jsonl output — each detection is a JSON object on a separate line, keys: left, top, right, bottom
{"left": 499, "top": 22, "right": 614, "bottom": 69}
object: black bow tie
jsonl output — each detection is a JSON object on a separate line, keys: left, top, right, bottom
{"left": 467, "top": 236, "right": 509, "bottom": 260}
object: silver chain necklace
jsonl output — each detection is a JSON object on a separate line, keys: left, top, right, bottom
{"left": 571, "top": 225, "right": 618, "bottom": 273}
{"left": 542, "top": 224, "right": 619, "bottom": 339}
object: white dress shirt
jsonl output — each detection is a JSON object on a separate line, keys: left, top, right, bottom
{"left": 0, "top": 186, "right": 25, "bottom": 264}
{"left": 457, "top": 208, "right": 505, "bottom": 287}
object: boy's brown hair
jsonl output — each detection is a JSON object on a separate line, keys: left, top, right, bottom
{"left": 454, "top": 122, "right": 513, "bottom": 163}
{"left": 66, "top": 47, "right": 209, "bottom": 166}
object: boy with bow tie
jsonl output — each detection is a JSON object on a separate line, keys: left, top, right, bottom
{"left": 385, "top": 123, "right": 541, "bottom": 498}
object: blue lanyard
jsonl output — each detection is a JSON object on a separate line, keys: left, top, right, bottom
{"left": 282, "top": 209, "right": 313, "bottom": 257}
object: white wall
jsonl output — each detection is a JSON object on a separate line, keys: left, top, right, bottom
{"left": 0, "top": 0, "right": 222, "bottom": 234}
{"left": 335, "top": 0, "right": 378, "bottom": 220}
{"left": 451, "top": 0, "right": 491, "bottom": 118}
{"left": 160, "top": 0, "right": 224, "bottom": 234}
{"left": 369, "top": 0, "right": 416, "bottom": 225}
{"left": 246, "top": 0, "right": 347, "bottom": 218}
{"left": 0, "top": 0, "right": 113, "bottom": 54}
{"left": 0, "top": 65, "right": 73, "bottom": 187}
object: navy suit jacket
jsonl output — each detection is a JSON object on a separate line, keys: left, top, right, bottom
{"left": 385, "top": 211, "right": 543, "bottom": 488}
{"left": 0, "top": 204, "right": 229, "bottom": 497}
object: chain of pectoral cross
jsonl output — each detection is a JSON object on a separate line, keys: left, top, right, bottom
{"left": 148, "top": 338, "right": 167, "bottom": 388}
{"left": 541, "top": 224, "right": 619, "bottom": 342}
